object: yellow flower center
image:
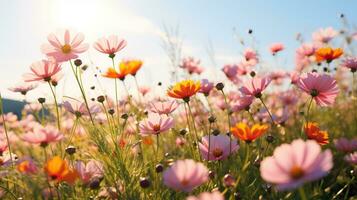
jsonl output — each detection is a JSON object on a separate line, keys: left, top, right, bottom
{"left": 290, "top": 166, "right": 304, "bottom": 179}
{"left": 61, "top": 44, "right": 72, "bottom": 54}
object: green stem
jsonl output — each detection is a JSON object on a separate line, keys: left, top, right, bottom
{"left": 242, "top": 143, "right": 250, "bottom": 171}
{"left": 62, "top": 118, "right": 79, "bottom": 159}
{"left": 352, "top": 72, "right": 355, "bottom": 98}
{"left": 40, "top": 103, "right": 45, "bottom": 125}
{"left": 298, "top": 187, "right": 308, "bottom": 200}
{"left": 306, "top": 97, "right": 313, "bottom": 123}
{"left": 114, "top": 78, "right": 120, "bottom": 129}
{"left": 156, "top": 134, "right": 160, "bottom": 155}
{"left": 0, "top": 185, "right": 17, "bottom": 200}
{"left": 69, "top": 60, "right": 95, "bottom": 125}
{"left": 259, "top": 97, "right": 275, "bottom": 124}
{"left": 247, "top": 110, "right": 255, "bottom": 123}
{"left": 221, "top": 90, "right": 232, "bottom": 154}
{"left": 48, "top": 82, "right": 61, "bottom": 131}
{"left": 187, "top": 101, "right": 202, "bottom": 161}
{"left": 134, "top": 76, "right": 142, "bottom": 103}
{"left": 183, "top": 103, "right": 195, "bottom": 156}
{"left": 0, "top": 94, "right": 14, "bottom": 167}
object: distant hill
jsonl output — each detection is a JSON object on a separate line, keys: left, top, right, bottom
{"left": 2, "top": 98, "right": 26, "bottom": 118}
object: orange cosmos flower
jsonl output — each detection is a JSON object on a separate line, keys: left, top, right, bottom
{"left": 44, "top": 156, "right": 78, "bottom": 184}
{"left": 304, "top": 122, "right": 329, "bottom": 145}
{"left": 230, "top": 123, "right": 269, "bottom": 142}
{"left": 315, "top": 47, "right": 343, "bottom": 63}
{"left": 167, "top": 80, "right": 201, "bottom": 101}
{"left": 120, "top": 59, "right": 143, "bottom": 76}
{"left": 102, "top": 67, "right": 127, "bottom": 80}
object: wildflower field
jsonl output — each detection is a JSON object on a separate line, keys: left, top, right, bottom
{"left": 1, "top": 6, "right": 357, "bottom": 200}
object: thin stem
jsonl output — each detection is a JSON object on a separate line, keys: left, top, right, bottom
{"left": 187, "top": 101, "right": 202, "bottom": 161}
{"left": 183, "top": 103, "right": 195, "bottom": 156}
{"left": 40, "top": 103, "right": 45, "bottom": 125}
{"left": 306, "top": 97, "right": 314, "bottom": 124}
{"left": 247, "top": 110, "right": 255, "bottom": 123}
{"left": 0, "top": 94, "right": 14, "bottom": 167}
{"left": 48, "top": 82, "right": 61, "bottom": 131}
{"left": 134, "top": 76, "right": 142, "bottom": 103}
{"left": 298, "top": 187, "right": 308, "bottom": 200}
{"left": 62, "top": 118, "right": 79, "bottom": 159}
{"left": 187, "top": 102, "right": 199, "bottom": 143}
{"left": 242, "top": 143, "right": 250, "bottom": 171}
{"left": 259, "top": 97, "right": 275, "bottom": 124}
{"left": 205, "top": 95, "right": 213, "bottom": 115}
{"left": 208, "top": 131, "right": 211, "bottom": 161}
{"left": 114, "top": 78, "right": 120, "bottom": 129}
{"left": 156, "top": 134, "right": 160, "bottom": 154}
{"left": 101, "top": 102, "right": 114, "bottom": 134}
{"left": 352, "top": 72, "right": 355, "bottom": 98}
{"left": 0, "top": 185, "right": 17, "bottom": 200}
{"left": 221, "top": 90, "right": 232, "bottom": 154}
{"left": 69, "top": 60, "right": 95, "bottom": 125}
{"left": 43, "top": 147, "right": 54, "bottom": 198}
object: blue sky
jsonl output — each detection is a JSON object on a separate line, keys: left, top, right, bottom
{"left": 1, "top": 0, "right": 357, "bottom": 101}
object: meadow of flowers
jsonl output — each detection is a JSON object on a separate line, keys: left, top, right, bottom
{"left": 1, "top": 16, "right": 357, "bottom": 200}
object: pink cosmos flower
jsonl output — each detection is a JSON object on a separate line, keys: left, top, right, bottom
{"left": 222, "top": 64, "right": 238, "bottom": 79}
{"left": 149, "top": 101, "right": 179, "bottom": 115}
{"left": 290, "top": 71, "right": 300, "bottom": 84}
{"left": 272, "top": 108, "right": 289, "bottom": 125}
{"left": 295, "top": 43, "right": 316, "bottom": 71}
{"left": 296, "top": 72, "right": 339, "bottom": 106}
{"left": 63, "top": 99, "right": 101, "bottom": 117}
{"left": 163, "top": 159, "right": 209, "bottom": 192}
{"left": 8, "top": 82, "right": 37, "bottom": 95}
{"left": 242, "top": 48, "right": 258, "bottom": 67}
{"left": 24, "top": 103, "right": 42, "bottom": 113}
{"left": 312, "top": 27, "right": 338, "bottom": 44}
{"left": 269, "top": 43, "right": 284, "bottom": 54}
{"left": 231, "top": 96, "right": 254, "bottom": 112}
{"left": 344, "top": 152, "right": 357, "bottom": 165}
{"left": 279, "top": 90, "right": 298, "bottom": 106}
{"left": 186, "top": 191, "right": 224, "bottom": 200}
{"left": 239, "top": 77, "right": 271, "bottom": 98}
{"left": 260, "top": 139, "right": 333, "bottom": 191}
{"left": 139, "top": 113, "right": 174, "bottom": 135}
{"left": 0, "top": 140, "right": 8, "bottom": 155}
{"left": 76, "top": 160, "right": 104, "bottom": 184}
{"left": 41, "top": 29, "right": 89, "bottom": 62}
{"left": 215, "top": 98, "right": 227, "bottom": 110}
{"left": 236, "top": 62, "right": 250, "bottom": 76}
{"left": 199, "top": 79, "right": 214, "bottom": 96}
{"left": 50, "top": 71, "right": 64, "bottom": 86}
{"left": 139, "top": 86, "right": 151, "bottom": 96}
{"left": 176, "top": 137, "right": 186, "bottom": 147}
{"left": 0, "top": 113, "right": 18, "bottom": 125}
{"left": 199, "top": 134, "right": 239, "bottom": 161}
{"left": 341, "top": 57, "right": 357, "bottom": 72}
{"left": 180, "top": 57, "right": 204, "bottom": 75}
{"left": 21, "top": 125, "right": 63, "bottom": 146}
{"left": 94, "top": 35, "right": 127, "bottom": 57}
{"left": 22, "top": 60, "right": 62, "bottom": 82}
{"left": 269, "top": 70, "right": 287, "bottom": 85}
{"left": 334, "top": 138, "right": 357, "bottom": 153}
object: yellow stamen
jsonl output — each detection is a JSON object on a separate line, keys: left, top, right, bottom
{"left": 61, "top": 44, "right": 72, "bottom": 54}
